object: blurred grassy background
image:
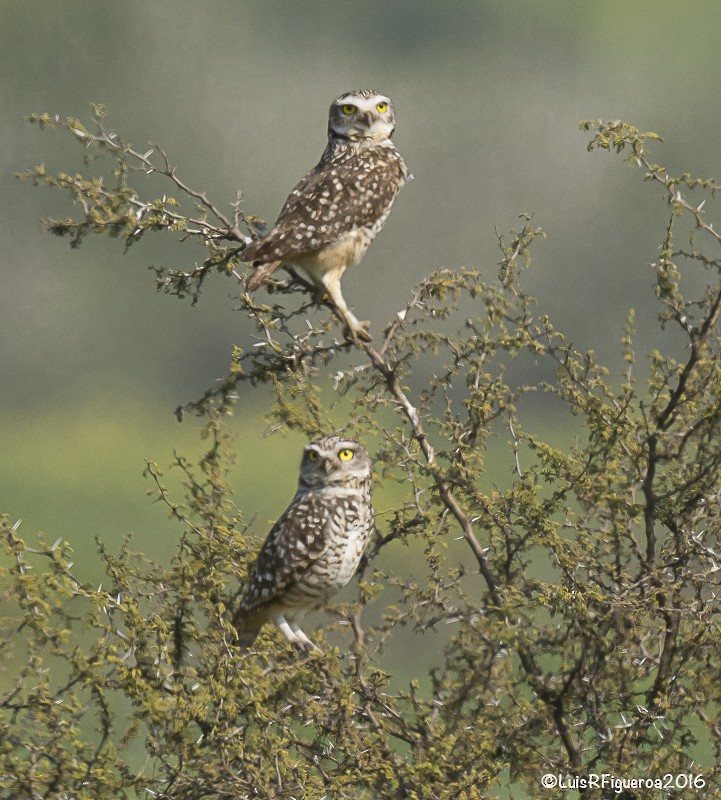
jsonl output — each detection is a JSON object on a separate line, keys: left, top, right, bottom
{"left": 2, "top": 2, "right": 720, "bottom": 662}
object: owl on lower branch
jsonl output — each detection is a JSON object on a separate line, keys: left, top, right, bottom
{"left": 233, "top": 436, "right": 374, "bottom": 651}
{"left": 242, "top": 90, "right": 412, "bottom": 342}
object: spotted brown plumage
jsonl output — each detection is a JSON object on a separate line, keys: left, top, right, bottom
{"left": 233, "top": 436, "right": 374, "bottom": 651}
{"left": 243, "top": 90, "right": 411, "bottom": 341}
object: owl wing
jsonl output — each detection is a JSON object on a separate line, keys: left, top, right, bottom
{"left": 242, "top": 148, "right": 408, "bottom": 265}
{"left": 236, "top": 492, "right": 331, "bottom": 619}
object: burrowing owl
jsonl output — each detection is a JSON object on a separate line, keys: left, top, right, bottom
{"left": 233, "top": 435, "right": 374, "bottom": 650}
{"left": 243, "top": 89, "right": 412, "bottom": 341}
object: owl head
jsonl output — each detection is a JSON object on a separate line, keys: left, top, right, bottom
{"left": 299, "top": 435, "right": 372, "bottom": 488}
{"left": 328, "top": 90, "right": 396, "bottom": 143}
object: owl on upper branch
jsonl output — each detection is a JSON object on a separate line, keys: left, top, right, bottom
{"left": 242, "top": 89, "right": 412, "bottom": 342}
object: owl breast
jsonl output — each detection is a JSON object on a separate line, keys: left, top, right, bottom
{"left": 296, "top": 487, "right": 373, "bottom": 602}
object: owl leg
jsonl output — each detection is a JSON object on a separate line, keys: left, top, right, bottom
{"left": 319, "top": 269, "right": 372, "bottom": 342}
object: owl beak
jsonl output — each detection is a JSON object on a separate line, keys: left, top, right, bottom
{"left": 322, "top": 459, "right": 333, "bottom": 474}
{"left": 357, "top": 111, "right": 373, "bottom": 128}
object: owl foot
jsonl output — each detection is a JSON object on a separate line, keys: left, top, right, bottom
{"left": 293, "top": 638, "right": 322, "bottom": 654}
{"left": 325, "top": 303, "right": 372, "bottom": 343}
{"left": 278, "top": 616, "right": 322, "bottom": 652}
{"left": 348, "top": 319, "right": 372, "bottom": 343}
{"left": 290, "top": 627, "right": 322, "bottom": 653}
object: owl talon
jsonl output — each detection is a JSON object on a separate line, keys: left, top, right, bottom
{"left": 349, "top": 321, "right": 372, "bottom": 343}
{"left": 293, "top": 638, "right": 322, "bottom": 654}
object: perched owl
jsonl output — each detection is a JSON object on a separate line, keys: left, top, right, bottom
{"left": 242, "top": 89, "right": 412, "bottom": 341}
{"left": 234, "top": 435, "right": 374, "bottom": 650}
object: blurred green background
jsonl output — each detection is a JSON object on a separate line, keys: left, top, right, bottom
{"left": 2, "top": 1, "right": 719, "bottom": 604}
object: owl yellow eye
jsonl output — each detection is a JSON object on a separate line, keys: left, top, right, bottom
{"left": 307, "top": 450, "right": 319, "bottom": 462}
{"left": 338, "top": 448, "right": 354, "bottom": 461}
{"left": 341, "top": 103, "right": 357, "bottom": 115}
{"left": 376, "top": 101, "right": 388, "bottom": 113}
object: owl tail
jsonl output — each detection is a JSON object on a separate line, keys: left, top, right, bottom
{"left": 234, "top": 627, "right": 260, "bottom": 649}
{"left": 245, "top": 260, "right": 283, "bottom": 292}
{"left": 232, "top": 605, "right": 261, "bottom": 649}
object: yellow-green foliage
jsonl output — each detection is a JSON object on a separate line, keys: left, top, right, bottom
{"left": 4, "top": 111, "right": 721, "bottom": 797}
